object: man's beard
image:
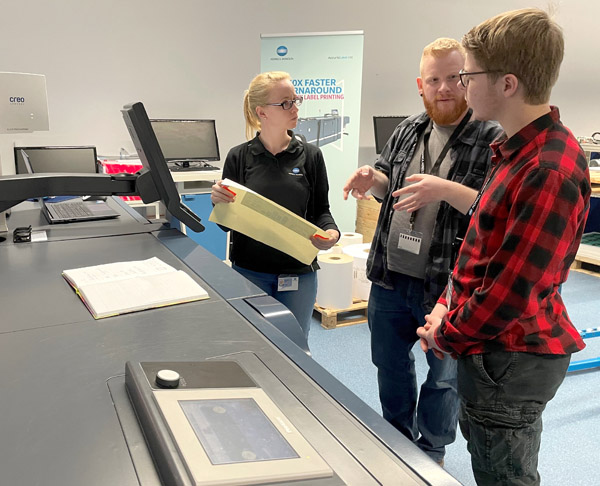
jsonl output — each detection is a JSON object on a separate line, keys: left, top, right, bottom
{"left": 423, "top": 93, "right": 468, "bottom": 125}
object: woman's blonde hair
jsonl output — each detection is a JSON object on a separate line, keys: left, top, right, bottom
{"left": 243, "top": 71, "right": 291, "bottom": 140}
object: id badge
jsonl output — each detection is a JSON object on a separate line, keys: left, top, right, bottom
{"left": 397, "top": 229, "right": 423, "bottom": 255}
{"left": 278, "top": 274, "right": 299, "bottom": 292}
{"left": 446, "top": 273, "right": 453, "bottom": 308}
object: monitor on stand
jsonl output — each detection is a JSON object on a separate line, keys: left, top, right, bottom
{"left": 150, "top": 119, "right": 220, "bottom": 171}
{"left": 121, "top": 103, "right": 205, "bottom": 233}
{"left": 14, "top": 146, "right": 99, "bottom": 174}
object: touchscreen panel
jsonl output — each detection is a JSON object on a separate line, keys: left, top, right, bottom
{"left": 179, "top": 398, "right": 298, "bottom": 465}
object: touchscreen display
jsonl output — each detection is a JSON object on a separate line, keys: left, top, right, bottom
{"left": 179, "top": 398, "right": 299, "bottom": 465}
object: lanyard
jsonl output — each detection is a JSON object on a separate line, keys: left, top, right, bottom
{"left": 467, "top": 162, "right": 500, "bottom": 217}
{"left": 408, "top": 111, "right": 472, "bottom": 229}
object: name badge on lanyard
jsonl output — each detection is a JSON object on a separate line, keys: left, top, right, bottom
{"left": 397, "top": 228, "right": 423, "bottom": 254}
{"left": 278, "top": 274, "right": 298, "bottom": 292}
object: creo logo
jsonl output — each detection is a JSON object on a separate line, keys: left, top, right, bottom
{"left": 9, "top": 96, "right": 25, "bottom": 103}
{"left": 276, "top": 46, "right": 288, "bottom": 56}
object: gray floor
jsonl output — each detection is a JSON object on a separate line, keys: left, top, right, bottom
{"left": 308, "top": 269, "right": 600, "bottom": 486}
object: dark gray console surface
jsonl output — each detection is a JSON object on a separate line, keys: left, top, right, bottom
{"left": 0, "top": 205, "right": 460, "bottom": 486}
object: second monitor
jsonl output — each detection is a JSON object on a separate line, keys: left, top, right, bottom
{"left": 14, "top": 146, "right": 98, "bottom": 174}
{"left": 150, "top": 119, "right": 220, "bottom": 171}
{"left": 373, "top": 116, "right": 408, "bottom": 155}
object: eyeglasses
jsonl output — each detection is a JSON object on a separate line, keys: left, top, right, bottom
{"left": 458, "top": 70, "right": 498, "bottom": 87}
{"left": 266, "top": 96, "right": 303, "bottom": 110}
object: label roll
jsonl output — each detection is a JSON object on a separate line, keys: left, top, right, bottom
{"left": 316, "top": 253, "right": 354, "bottom": 309}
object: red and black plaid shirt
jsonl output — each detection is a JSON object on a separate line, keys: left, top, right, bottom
{"left": 435, "top": 107, "right": 590, "bottom": 356}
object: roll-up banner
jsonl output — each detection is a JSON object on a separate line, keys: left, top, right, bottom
{"left": 261, "top": 31, "right": 364, "bottom": 233}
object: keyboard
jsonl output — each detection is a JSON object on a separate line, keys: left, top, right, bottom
{"left": 50, "top": 201, "right": 94, "bottom": 218}
{"left": 168, "top": 161, "right": 220, "bottom": 172}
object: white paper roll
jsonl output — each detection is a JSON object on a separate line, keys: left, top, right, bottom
{"left": 343, "top": 243, "right": 372, "bottom": 301}
{"left": 316, "top": 253, "right": 354, "bottom": 309}
{"left": 317, "top": 243, "right": 343, "bottom": 256}
{"left": 338, "top": 232, "right": 363, "bottom": 247}
{"left": 331, "top": 244, "right": 344, "bottom": 254}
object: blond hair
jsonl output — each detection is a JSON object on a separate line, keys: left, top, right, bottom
{"left": 420, "top": 38, "right": 465, "bottom": 75}
{"left": 243, "top": 71, "right": 291, "bottom": 140}
{"left": 462, "top": 8, "right": 563, "bottom": 104}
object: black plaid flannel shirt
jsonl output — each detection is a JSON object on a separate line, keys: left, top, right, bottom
{"left": 366, "top": 110, "right": 502, "bottom": 312}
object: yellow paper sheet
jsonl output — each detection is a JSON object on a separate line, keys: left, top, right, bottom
{"left": 209, "top": 179, "right": 329, "bottom": 265}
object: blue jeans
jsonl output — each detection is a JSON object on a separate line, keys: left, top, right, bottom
{"left": 232, "top": 264, "right": 317, "bottom": 341}
{"left": 458, "top": 352, "right": 570, "bottom": 486}
{"left": 368, "top": 272, "right": 459, "bottom": 462}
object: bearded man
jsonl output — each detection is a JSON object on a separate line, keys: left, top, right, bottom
{"left": 342, "top": 38, "right": 501, "bottom": 466}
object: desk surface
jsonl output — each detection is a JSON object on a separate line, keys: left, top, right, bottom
{"left": 0, "top": 202, "right": 459, "bottom": 486}
{"left": 171, "top": 168, "right": 221, "bottom": 183}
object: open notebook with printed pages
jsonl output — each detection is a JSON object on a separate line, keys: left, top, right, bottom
{"left": 62, "top": 257, "right": 209, "bottom": 319}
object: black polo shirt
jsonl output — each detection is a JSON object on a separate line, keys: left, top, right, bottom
{"left": 221, "top": 133, "right": 338, "bottom": 274}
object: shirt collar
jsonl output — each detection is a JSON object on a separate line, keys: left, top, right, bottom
{"left": 491, "top": 106, "right": 560, "bottom": 161}
{"left": 420, "top": 109, "right": 481, "bottom": 147}
{"left": 248, "top": 130, "right": 302, "bottom": 156}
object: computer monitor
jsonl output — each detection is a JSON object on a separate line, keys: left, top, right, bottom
{"left": 121, "top": 102, "right": 204, "bottom": 232}
{"left": 0, "top": 72, "right": 49, "bottom": 134}
{"left": 14, "top": 146, "right": 99, "bottom": 174}
{"left": 150, "top": 119, "right": 220, "bottom": 162}
{"left": 373, "top": 115, "right": 408, "bottom": 155}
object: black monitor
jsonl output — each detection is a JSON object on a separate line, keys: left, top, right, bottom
{"left": 373, "top": 116, "right": 408, "bottom": 155}
{"left": 121, "top": 102, "right": 204, "bottom": 232}
{"left": 14, "top": 146, "right": 99, "bottom": 174}
{"left": 150, "top": 119, "right": 220, "bottom": 163}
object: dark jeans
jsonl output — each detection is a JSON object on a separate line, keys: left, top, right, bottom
{"left": 232, "top": 264, "right": 317, "bottom": 341}
{"left": 368, "top": 272, "right": 459, "bottom": 462}
{"left": 458, "top": 352, "right": 571, "bottom": 486}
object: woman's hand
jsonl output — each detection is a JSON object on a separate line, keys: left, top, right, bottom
{"left": 310, "top": 229, "right": 340, "bottom": 250}
{"left": 211, "top": 180, "right": 236, "bottom": 204}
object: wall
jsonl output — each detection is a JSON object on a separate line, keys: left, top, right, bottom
{"left": 1, "top": 0, "right": 598, "bottom": 220}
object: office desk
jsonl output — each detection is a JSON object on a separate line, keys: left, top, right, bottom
{"left": 0, "top": 200, "right": 458, "bottom": 486}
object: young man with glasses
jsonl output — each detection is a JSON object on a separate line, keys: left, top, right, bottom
{"left": 418, "top": 9, "right": 590, "bottom": 485}
{"left": 342, "top": 38, "right": 501, "bottom": 466}
{"left": 212, "top": 71, "right": 339, "bottom": 343}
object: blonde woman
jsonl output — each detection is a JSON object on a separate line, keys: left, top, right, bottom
{"left": 211, "top": 71, "right": 339, "bottom": 342}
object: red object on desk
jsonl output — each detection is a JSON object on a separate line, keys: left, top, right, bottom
{"left": 100, "top": 160, "right": 143, "bottom": 201}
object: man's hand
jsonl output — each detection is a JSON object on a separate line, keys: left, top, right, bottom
{"left": 392, "top": 174, "right": 449, "bottom": 212}
{"left": 342, "top": 165, "right": 376, "bottom": 200}
{"left": 428, "top": 302, "right": 448, "bottom": 322}
{"left": 416, "top": 312, "right": 446, "bottom": 360}
{"left": 310, "top": 229, "right": 340, "bottom": 250}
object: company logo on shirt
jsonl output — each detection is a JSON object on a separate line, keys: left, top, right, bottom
{"left": 289, "top": 167, "right": 303, "bottom": 177}
{"left": 277, "top": 46, "right": 288, "bottom": 56}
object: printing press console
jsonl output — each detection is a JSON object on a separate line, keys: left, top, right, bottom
{"left": 0, "top": 199, "right": 459, "bottom": 486}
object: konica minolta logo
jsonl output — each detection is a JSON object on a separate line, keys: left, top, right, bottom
{"left": 9, "top": 96, "right": 25, "bottom": 104}
{"left": 277, "top": 46, "right": 288, "bottom": 56}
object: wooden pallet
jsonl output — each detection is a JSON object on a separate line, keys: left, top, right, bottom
{"left": 313, "top": 299, "right": 368, "bottom": 329}
{"left": 572, "top": 242, "right": 600, "bottom": 277}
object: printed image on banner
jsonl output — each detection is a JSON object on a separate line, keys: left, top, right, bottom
{"left": 260, "top": 32, "right": 364, "bottom": 233}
